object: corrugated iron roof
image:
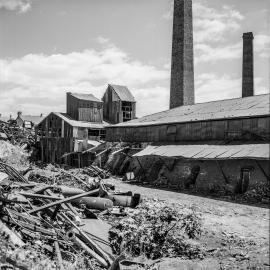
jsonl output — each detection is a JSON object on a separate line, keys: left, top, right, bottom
{"left": 111, "top": 94, "right": 270, "bottom": 127}
{"left": 19, "top": 115, "right": 46, "bottom": 125}
{"left": 69, "top": 93, "right": 101, "bottom": 102}
{"left": 109, "top": 84, "right": 135, "bottom": 102}
{"left": 133, "top": 144, "right": 269, "bottom": 160}
{"left": 54, "top": 112, "right": 108, "bottom": 129}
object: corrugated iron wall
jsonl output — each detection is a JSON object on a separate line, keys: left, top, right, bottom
{"left": 106, "top": 116, "right": 270, "bottom": 143}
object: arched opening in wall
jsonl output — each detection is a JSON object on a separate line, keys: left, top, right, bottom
{"left": 147, "top": 159, "right": 164, "bottom": 183}
{"left": 119, "top": 159, "right": 131, "bottom": 176}
{"left": 184, "top": 165, "right": 201, "bottom": 189}
{"left": 235, "top": 166, "right": 254, "bottom": 194}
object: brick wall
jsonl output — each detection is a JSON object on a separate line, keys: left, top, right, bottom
{"left": 242, "top": 32, "right": 254, "bottom": 97}
{"left": 170, "top": 0, "right": 194, "bottom": 109}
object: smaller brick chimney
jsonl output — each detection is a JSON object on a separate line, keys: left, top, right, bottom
{"left": 242, "top": 32, "right": 254, "bottom": 98}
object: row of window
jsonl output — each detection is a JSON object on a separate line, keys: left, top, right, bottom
{"left": 122, "top": 106, "right": 133, "bottom": 112}
{"left": 79, "top": 102, "right": 102, "bottom": 109}
{"left": 88, "top": 129, "right": 106, "bottom": 140}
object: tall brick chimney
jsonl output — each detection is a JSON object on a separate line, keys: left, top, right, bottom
{"left": 242, "top": 32, "right": 254, "bottom": 97}
{"left": 170, "top": 0, "right": 194, "bottom": 109}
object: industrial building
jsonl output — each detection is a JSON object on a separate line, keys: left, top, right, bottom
{"left": 38, "top": 92, "right": 107, "bottom": 141}
{"left": 102, "top": 84, "right": 136, "bottom": 124}
{"left": 106, "top": 94, "right": 270, "bottom": 143}
{"left": 36, "top": 92, "right": 107, "bottom": 164}
{"left": 36, "top": 85, "right": 136, "bottom": 164}
{"left": 105, "top": 0, "right": 269, "bottom": 193}
{"left": 66, "top": 92, "right": 103, "bottom": 123}
{"left": 37, "top": 112, "right": 107, "bottom": 141}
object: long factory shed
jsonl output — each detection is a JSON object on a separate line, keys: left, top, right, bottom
{"left": 105, "top": 94, "right": 270, "bottom": 143}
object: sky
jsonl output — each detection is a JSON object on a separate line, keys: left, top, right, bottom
{"left": 0, "top": 0, "right": 269, "bottom": 118}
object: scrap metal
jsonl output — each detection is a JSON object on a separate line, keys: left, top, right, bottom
{"left": 0, "top": 161, "right": 142, "bottom": 269}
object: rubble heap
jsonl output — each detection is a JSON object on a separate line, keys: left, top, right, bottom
{"left": 0, "top": 161, "right": 141, "bottom": 269}
{"left": 0, "top": 120, "right": 36, "bottom": 149}
{"left": 0, "top": 141, "right": 30, "bottom": 170}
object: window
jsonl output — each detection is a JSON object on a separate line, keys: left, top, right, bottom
{"left": 100, "top": 130, "right": 106, "bottom": 140}
{"left": 88, "top": 129, "right": 100, "bottom": 137}
{"left": 123, "top": 111, "right": 131, "bottom": 122}
{"left": 122, "top": 101, "right": 133, "bottom": 121}
{"left": 167, "top": 125, "right": 177, "bottom": 134}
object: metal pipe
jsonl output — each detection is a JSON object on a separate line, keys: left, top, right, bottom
{"left": 54, "top": 241, "right": 64, "bottom": 270}
{"left": 28, "top": 188, "right": 99, "bottom": 214}
{"left": 66, "top": 229, "right": 108, "bottom": 268}
{"left": 62, "top": 213, "right": 113, "bottom": 266}
{"left": 72, "top": 197, "right": 113, "bottom": 210}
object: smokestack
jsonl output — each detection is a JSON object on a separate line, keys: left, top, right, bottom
{"left": 170, "top": 0, "right": 194, "bottom": 109}
{"left": 242, "top": 32, "right": 254, "bottom": 97}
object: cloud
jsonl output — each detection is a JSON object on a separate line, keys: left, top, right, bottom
{"left": 163, "top": 0, "right": 245, "bottom": 64}
{"left": 96, "top": 36, "right": 110, "bottom": 45}
{"left": 254, "top": 34, "right": 270, "bottom": 58}
{"left": 162, "top": 0, "right": 244, "bottom": 43}
{"left": 135, "top": 86, "right": 169, "bottom": 116}
{"left": 0, "top": 0, "right": 32, "bottom": 13}
{"left": 196, "top": 73, "right": 241, "bottom": 102}
{"left": 193, "top": 2, "right": 244, "bottom": 43}
{"left": 0, "top": 43, "right": 169, "bottom": 116}
{"left": 195, "top": 73, "right": 269, "bottom": 103}
{"left": 162, "top": 3, "right": 173, "bottom": 20}
{"left": 194, "top": 42, "right": 242, "bottom": 63}
{"left": 194, "top": 32, "right": 270, "bottom": 64}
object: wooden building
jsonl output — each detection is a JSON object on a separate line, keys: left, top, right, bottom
{"left": 102, "top": 84, "right": 136, "bottom": 124}
{"left": 36, "top": 91, "right": 110, "bottom": 165}
{"left": 37, "top": 112, "right": 107, "bottom": 141}
{"left": 106, "top": 94, "right": 270, "bottom": 143}
{"left": 66, "top": 92, "right": 103, "bottom": 122}
{"left": 36, "top": 112, "right": 107, "bottom": 165}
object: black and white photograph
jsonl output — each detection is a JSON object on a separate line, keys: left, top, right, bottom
{"left": 0, "top": 0, "right": 269, "bottom": 269}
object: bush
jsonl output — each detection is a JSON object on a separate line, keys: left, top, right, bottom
{"left": 109, "top": 200, "right": 204, "bottom": 260}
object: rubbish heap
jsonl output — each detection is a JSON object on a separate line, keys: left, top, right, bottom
{"left": 0, "top": 120, "right": 36, "bottom": 149}
{"left": 0, "top": 161, "right": 141, "bottom": 269}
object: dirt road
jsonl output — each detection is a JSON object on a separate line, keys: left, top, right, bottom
{"left": 105, "top": 177, "right": 269, "bottom": 269}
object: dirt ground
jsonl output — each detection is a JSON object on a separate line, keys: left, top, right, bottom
{"left": 105, "top": 177, "right": 269, "bottom": 270}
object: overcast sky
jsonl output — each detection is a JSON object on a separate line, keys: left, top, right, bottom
{"left": 0, "top": 0, "right": 269, "bottom": 117}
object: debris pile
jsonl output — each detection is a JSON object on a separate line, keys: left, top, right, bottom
{"left": 0, "top": 161, "right": 141, "bottom": 269}
{"left": 240, "top": 182, "right": 270, "bottom": 203}
{"left": 0, "top": 140, "right": 30, "bottom": 170}
{"left": 0, "top": 121, "right": 36, "bottom": 149}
